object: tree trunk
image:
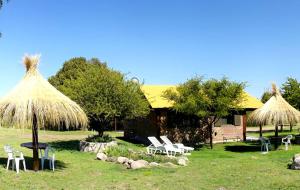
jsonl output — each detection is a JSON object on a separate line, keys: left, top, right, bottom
{"left": 259, "top": 124, "right": 262, "bottom": 137}
{"left": 32, "top": 114, "right": 39, "bottom": 171}
{"left": 114, "top": 117, "right": 117, "bottom": 131}
{"left": 209, "top": 124, "right": 213, "bottom": 149}
{"left": 97, "top": 129, "right": 104, "bottom": 137}
{"left": 280, "top": 124, "right": 283, "bottom": 132}
{"left": 290, "top": 123, "right": 293, "bottom": 132}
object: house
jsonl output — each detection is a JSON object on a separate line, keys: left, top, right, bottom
{"left": 124, "top": 85, "right": 263, "bottom": 144}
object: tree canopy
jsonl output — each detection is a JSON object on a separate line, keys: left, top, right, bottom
{"left": 281, "top": 77, "right": 300, "bottom": 110}
{"left": 164, "top": 76, "right": 245, "bottom": 148}
{"left": 261, "top": 90, "right": 272, "bottom": 103}
{"left": 49, "top": 57, "right": 150, "bottom": 135}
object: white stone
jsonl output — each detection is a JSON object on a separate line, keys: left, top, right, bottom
{"left": 106, "top": 156, "right": 117, "bottom": 162}
{"left": 149, "top": 162, "right": 160, "bottom": 167}
{"left": 291, "top": 154, "right": 300, "bottom": 170}
{"left": 130, "top": 160, "right": 149, "bottom": 169}
{"left": 162, "top": 162, "right": 177, "bottom": 168}
{"left": 79, "top": 141, "right": 117, "bottom": 153}
{"left": 96, "top": 152, "right": 107, "bottom": 161}
{"left": 177, "top": 158, "right": 187, "bottom": 166}
{"left": 117, "top": 157, "right": 129, "bottom": 164}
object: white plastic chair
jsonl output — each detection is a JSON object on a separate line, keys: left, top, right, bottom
{"left": 41, "top": 146, "right": 55, "bottom": 171}
{"left": 4, "top": 145, "right": 26, "bottom": 174}
{"left": 160, "top": 136, "right": 194, "bottom": 155}
{"left": 14, "top": 151, "right": 27, "bottom": 174}
{"left": 282, "top": 135, "right": 293, "bottom": 150}
{"left": 147, "top": 136, "right": 182, "bottom": 157}
{"left": 259, "top": 137, "right": 271, "bottom": 153}
{"left": 4, "top": 145, "right": 15, "bottom": 171}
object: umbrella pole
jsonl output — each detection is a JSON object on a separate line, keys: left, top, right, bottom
{"left": 32, "top": 114, "right": 39, "bottom": 171}
{"left": 275, "top": 125, "right": 279, "bottom": 137}
{"left": 259, "top": 124, "right": 262, "bottom": 137}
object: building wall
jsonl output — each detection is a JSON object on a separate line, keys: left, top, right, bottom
{"left": 123, "top": 109, "right": 245, "bottom": 145}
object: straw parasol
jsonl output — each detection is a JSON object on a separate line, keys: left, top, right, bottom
{"left": 0, "top": 54, "right": 88, "bottom": 171}
{"left": 249, "top": 83, "right": 300, "bottom": 138}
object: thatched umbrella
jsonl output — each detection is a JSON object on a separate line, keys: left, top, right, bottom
{"left": 249, "top": 84, "right": 300, "bottom": 139}
{"left": 0, "top": 55, "right": 88, "bottom": 171}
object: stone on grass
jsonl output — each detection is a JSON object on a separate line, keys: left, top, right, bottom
{"left": 130, "top": 160, "right": 149, "bottom": 169}
{"left": 162, "top": 162, "right": 177, "bottom": 168}
{"left": 117, "top": 157, "right": 129, "bottom": 164}
{"left": 106, "top": 156, "right": 117, "bottom": 162}
{"left": 177, "top": 157, "right": 188, "bottom": 166}
{"left": 96, "top": 152, "right": 107, "bottom": 161}
{"left": 291, "top": 154, "right": 300, "bottom": 170}
{"left": 149, "top": 162, "right": 160, "bottom": 167}
{"left": 128, "top": 159, "right": 134, "bottom": 164}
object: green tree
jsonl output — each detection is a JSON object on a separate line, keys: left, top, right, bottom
{"left": 164, "top": 76, "right": 245, "bottom": 149}
{"left": 49, "top": 57, "right": 150, "bottom": 136}
{"left": 261, "top": 90, "right": 272, "bottom": 103}
{"left": 281, "top": 77, "right": 300, "bottom": 110}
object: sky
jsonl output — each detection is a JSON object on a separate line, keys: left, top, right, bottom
{"left": 0, "top": 0, "right": 300, "bottom": 98}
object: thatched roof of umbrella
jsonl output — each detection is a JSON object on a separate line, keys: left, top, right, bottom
{"left": 0, "top": 54, "right": 88, "bottom": 129}
{"left": 249, "top": 84, "right": 300, "bottom": 126}
{"left": 0, "top": 54, "right": 88, "bottom": 171}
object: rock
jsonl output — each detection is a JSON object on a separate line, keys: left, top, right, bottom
{"left": 79, "top": 141, "right": 118, "bottom": 153}
{"left": 177, "top": 158, "right": 187, "bottom": 166}
{"left": 162, "top": 162, "right": 177, "bottom": 168}
{"left": 291, "top": 154, "right": 300, "bottom": 169}
{"left": 106, "top": 156, "right": 117, "bottom": 162}
{"left": 177, "top": 157, "right": 188, "bottom": 166}
{"left": 96, "top": 152, "right": 107, "bottom": 161}
{"left": 117, "top": 157, "right": 129, "bottom": 164}
{"left": 149, "top": 162, "right": 160, "bottom": 167}
{"left": 130, "top": 160, "right": 149, "bottom": 169}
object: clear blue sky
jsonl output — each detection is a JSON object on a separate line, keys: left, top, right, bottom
{"left": 0, "top": 0, "right": 300, "bottom": 98}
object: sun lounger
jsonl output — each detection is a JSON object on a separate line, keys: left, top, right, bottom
{"left": 147, "top": 136, "right": 182, "bottom": 157}
{"left": 160, "top": 136, "right": 194, "bottom": 155}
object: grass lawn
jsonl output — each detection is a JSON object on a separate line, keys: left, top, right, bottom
{"left": 1, "top": 127, "right": 300, "bottom": 190}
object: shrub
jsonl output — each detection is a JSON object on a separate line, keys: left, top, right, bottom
{"left": 85, "top": 134, "right": 113, "bottom": 143}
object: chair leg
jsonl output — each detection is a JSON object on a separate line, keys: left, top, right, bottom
{"left": 15, "top": 159, "right": 19, "bottom": 174}
{"left": 23, "top": 160, "right": 27, "bottom": 171}
{"left": 6, "top": 159, "right": 10, "bottom": 171}
{"left": 52, "top": 159, "right": 55, "bottom": 171}
{"left": 41, "top": 158, "right": 44, "bottom": 170}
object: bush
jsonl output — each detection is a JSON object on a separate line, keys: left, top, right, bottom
{"left": 105, "top": 145, "right": 177, "bottom": 164}
{"left": 85, "top": 134, "right": 113, "bottom": 143}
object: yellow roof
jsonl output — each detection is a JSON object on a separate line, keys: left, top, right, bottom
{"left": 239, "top": 92, "right": 263, "bottom": 109}
{"left": 141, "top": 85, "right": 263, "bottom": 109}
{"left": 141, "top": 85, "right": 175, "bottom": 108}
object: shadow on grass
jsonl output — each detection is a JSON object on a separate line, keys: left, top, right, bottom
{"left": 49, "top": 140, "right": 80, "bottom": 152}
{"left": 224, "top": 144, "right": 261, "bottom": 152}
{"left": 0, "top": 156, "right": 67, "bottom": 171}
{"left": 116, "top": 137, "right": 147, "bottom": 146}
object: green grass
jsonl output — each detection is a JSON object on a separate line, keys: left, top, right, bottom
{"left": 1, "top": 127, "right": 300, "bottom": 190}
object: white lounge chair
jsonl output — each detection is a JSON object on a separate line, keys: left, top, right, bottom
{"left": 282, "top": 135, "right": 293, "bottom": 150}
{"left": 147, "top": 136, "right": 182, "bottom": 157}
{"left": 160, "top": 136, "right": 194, "bottom": 155}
